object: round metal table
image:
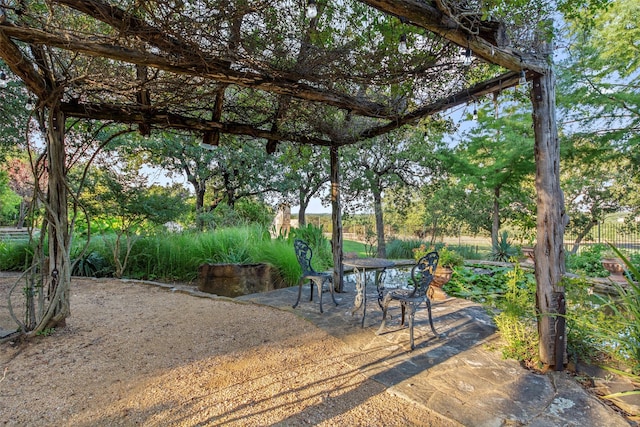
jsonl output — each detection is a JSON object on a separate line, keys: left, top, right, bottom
{"left": 343, "top": 258, "right": 395, "bottom": 328}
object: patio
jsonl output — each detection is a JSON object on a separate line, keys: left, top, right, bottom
{"left": 235, "top": 277, "right": 629, "bottom": 426}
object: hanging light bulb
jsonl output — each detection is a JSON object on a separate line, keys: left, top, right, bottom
{"left": 472, "top": 106, "right": 478, "bottom": 121}
{"left": 306, "top": 0, "right": 318, "bottom": 19}
{"left": 25, "top": 98, "right": 34, "bottom": 110}
{"left": 519, "top": 70, "right": 527, "bottom": 85}
{"left": 398, "top": 34, "right": 408, "bottom": 54}
{"left": 463, "top": 47, "right": 472, "bottom": 66}
{"left": 0, "top": 72, "right": 7, "bottom": 88}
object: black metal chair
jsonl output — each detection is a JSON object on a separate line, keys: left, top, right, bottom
{"left": 376, "top": 251, "right": 442, "bottom": 350}
{"left": 292, "top": 239, "right": 338, "bottom": 313}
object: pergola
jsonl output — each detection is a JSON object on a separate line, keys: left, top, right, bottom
{"left": 0, "top": 0, "right": 567, "bottom": 368}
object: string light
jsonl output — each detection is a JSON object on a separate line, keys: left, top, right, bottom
{"left": 472, "top": 105, "right": 478, "bottom": 121}
{"left": 463, "top": 46, "right": 472, "bottom": 66}
{"left": 0, "top": 72, "right": 7, "bottom": 88}
{"left": 306, "top": 0, "right": 317, "bottom": 19}
{"left": 519, "top": 70, "right": 527, "bottom": 85}
{"left": 398, "top": 34, "right": 408, "bottom": 54}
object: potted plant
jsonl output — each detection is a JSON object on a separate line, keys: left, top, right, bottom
{"left": 412, "top": 244, "right": 464, "bottom": 300}
{"left": 601, "top": 248, "right": 625, "bottom": 275}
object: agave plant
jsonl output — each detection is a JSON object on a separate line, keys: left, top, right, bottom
{"left": 490, "top": 231, "right": 519, "bottom": 262}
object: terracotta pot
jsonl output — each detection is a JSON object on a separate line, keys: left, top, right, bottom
{"left": 429, "top": 266, "right": 453, "bottom": 300}
{"left": 601, "top": 258, "right": 624, "bottom": 274}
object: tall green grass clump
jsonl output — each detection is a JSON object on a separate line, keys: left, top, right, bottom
{"left": 0, "top": 240, "right": 36, "bottom": 271}
{"left": 385, "top": 238, "right": 424, "bottom": 259}
{"left": 122, "top": 225, "right": 272, "bottom": 281}
{"left": 289, "top": 224, "right": 332, "bottom": 271}
{"left": 563, "top": 244, "right": 639, "bottom": 374}
{"left": 599, "top": 245, "right": 640, "bottom": 373}
{"left": 124, "top": 233, "right": 204, "bottom": 281}
{"left": 250, "top": 238, "right": 300, "bottom": 286}
{"left": 195, "top": 225, "right": 270, "bottom": 264}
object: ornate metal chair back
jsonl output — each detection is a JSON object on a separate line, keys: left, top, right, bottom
{"left": 294, "top": 239, "right": 316, "bottom": 276}
{"left": 410, "top": 251, "right": 439, "bottom": 298}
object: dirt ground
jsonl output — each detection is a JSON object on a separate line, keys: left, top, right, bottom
{"left": 0, "top": 275, "right": 455, "bottom": 426}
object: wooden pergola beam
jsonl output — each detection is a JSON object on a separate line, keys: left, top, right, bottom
{"left": 0, "top": 30, "right": 48, "bottom": 98}
{"left": 355, "top": 70, "right": 526, "bottom": 141}
{"left": 60, "top": 101, "right": 334, "bottom": 147}
{"left": 358, "top": 0, "right": 549, "bottom": 75}
{"left": 0, "top": 24, "right": 396, "bottom": 119}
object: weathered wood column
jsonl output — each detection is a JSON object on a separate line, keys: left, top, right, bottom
{"left": 531, "top": 57, "right": 568, "bottom": 369}
{"left": 42, "top": 102, "right": 72, "bottom": 330}
{"left": 330, "top": 144, "right": 344, "bottom": 291}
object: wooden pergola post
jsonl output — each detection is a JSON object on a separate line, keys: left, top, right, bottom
{"left": 531, "top": 45, "right": 568, "bottom": 369}
{"left": 330, "top": 144, "right": 344, "bottom": 292}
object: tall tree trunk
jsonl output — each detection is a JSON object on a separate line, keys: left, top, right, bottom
{"left": 532, "top": 64, "right": 568, "bottom": 369}
{"left": 298, "top": 192, "right": 307, "bottom": 227}
{"left": 194, "top": 183, "right": 206, "bottom": 230}
{"left": 16, "top": 199, "right": 27, "bottom": 229}
{"left": 40, "top": 103, "right": 71, "bottom": 331}
{"left": 570, "top": 220, "right": 597, "bottom": 254}
{"left": 372, "top": 183, "right": 386, "bottom": 258}
{"left": 491, "top": 186, "right": 501, "bottom": 248}
{"left": 330, "top": 144, "right": 343, "bottom": 292}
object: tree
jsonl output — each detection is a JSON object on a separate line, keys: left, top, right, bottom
{"left": 342, "top": 126, "right": 443, "bottom": 257}
{"left": 4, "top": 157, "right": 35, "bottom": 228}
{"left": 558, "top": 0, "right": 639, "bottom": 164}
{"left": 0, "top": 169, "right": 21, "bottom": 225}
{"left": 560, "top": 136, "right": 630, "bottom": 253}
{"left": 558, "top": 0, "right": 640, "bottom": 250}
{"left": 280, "top": 144, "right": 330, "bottom": 227}
{"left": 445, "top": 97, "right": 536, "bottom": 248}
{"left": 126, "top": 132, "right": 219, "bottom": 228}
{"left": 81, "top": 163, "right": 188, "bottom": 278}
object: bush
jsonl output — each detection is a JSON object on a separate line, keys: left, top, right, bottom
{"left": 385, "top": 238, "right": 423, "bottom": 259}
{"left": 71, "top": 251, "right": 112, "bottom": 277}
{"left": 491, "top": 263, "right": 539, "bottom": 365}
{"left": 566, "top": 244, "right": 609, "bottom": 277}
{"left": 0, "top": 240, "right": 35, "bottom": 271}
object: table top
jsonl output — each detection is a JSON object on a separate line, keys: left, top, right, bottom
{"left": 343, "top": 258, "right": 395, "bottom": 269}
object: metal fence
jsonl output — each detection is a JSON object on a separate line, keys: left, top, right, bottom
{"left": 565, "top": 222, "right": 640, "bottom": 253}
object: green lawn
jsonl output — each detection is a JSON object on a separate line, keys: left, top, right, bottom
{"left": 343, "top": 240, "right": 368, "bottom": 256}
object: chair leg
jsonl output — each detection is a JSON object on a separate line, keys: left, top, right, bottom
{"left": 425, "top": 297, "right": 439, "bottom": 337}
{"left": 292, "top": 278, "right": 304, "bottom": 309}
{"left": 309, "top": 279, "right": 314, "bottom": 301}
{"left": 376, "top": 294, "right": 392, "bottom": 335}
{"left": 328, "top": 278, "right": 338, "bottom": 306}
{"left": 408, "top": 302, "right": 418, "bottom": 350}
{"left": 314, "top": 278, "right": 324, "bottom": 313}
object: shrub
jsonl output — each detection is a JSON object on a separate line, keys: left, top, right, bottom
{"left": 0, "top": 240, "right": 35, "bottom": 271}
{"left": 385, "top": 238, "right": 423, "bottom": 259}
{"left": 566, "top": 244, "right": 609, "bottom": 277}
{"left": 412, "top": 243, "right": 464, "bottom": 268}
{"left": 491, "top": 263, "right": 539, "bottom": 365}
{"left": 71, "top": 251, "right": 112, "bottom": 277}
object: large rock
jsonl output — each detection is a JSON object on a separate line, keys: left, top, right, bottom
{"left": 197, "top": 263, "right": 285, "bottom": 297}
